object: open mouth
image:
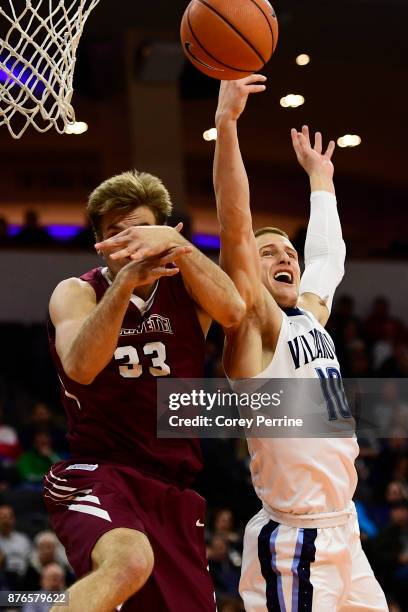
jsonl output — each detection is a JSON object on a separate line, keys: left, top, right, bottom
{"left": 274, "top": 271, "right": 293, "bottom": 285}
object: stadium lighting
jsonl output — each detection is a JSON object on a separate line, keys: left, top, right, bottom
{"left": 203, "top": 127, "right": 217, "bottom": 142}
{"left": 337, "top": 134, "right": 362, "bottom": 148}
{"left": 296, "top": 54, "right": 311, "bottom": 66}
{"left": 65, "top": 121, "right": 88, "bottom": 135}
{"left": 280, "top": 94, "right": 305, "bottom": 109}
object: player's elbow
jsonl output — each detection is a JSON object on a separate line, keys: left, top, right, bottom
{"left": 329, "top": 240, "right": 346, "bottom": 281}
{"left": 221, "top": 296, "right": 246, "bottom": 329}
{"left": 63, "top": 360, "right": 96, "bottom": 386}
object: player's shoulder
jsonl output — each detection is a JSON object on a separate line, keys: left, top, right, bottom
{"left": 52, "top": 276, "right": 96, "bottom": 300}
{"left": 49, "top": 275, "right": 97, "bottom": 323}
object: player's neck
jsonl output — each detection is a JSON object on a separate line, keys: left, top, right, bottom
{"left": 106, "top": 268, "right": 157, "bottom": 301}
{"left": 132, "top": 282, "right": 157, "bottom": 301}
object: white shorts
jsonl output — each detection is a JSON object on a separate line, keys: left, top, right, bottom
{"left": 240, "top": 505, "right": 388, "bottom": 612}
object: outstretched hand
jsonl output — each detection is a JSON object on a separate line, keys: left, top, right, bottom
{"left": 216, "top": 74, "right": 267, "bottom": 124}
{"left": 291, "top": 125, "right": 335, "bottom": 180}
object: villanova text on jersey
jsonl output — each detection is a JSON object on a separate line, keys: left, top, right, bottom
{"left": 288, "top": 326, "right": 336, "bottom": 370}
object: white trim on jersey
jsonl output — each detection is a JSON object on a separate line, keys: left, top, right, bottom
{"left": 101, "top": 266, "right": 159, "bottom": 314}
{"left": 68, "top": 503, "right": 112, "bottom": 522}
{"left": 58, "top": 375, "right": 82, "bottom": 410}
{"left": 73, "top": 495, "right": 101, "bottom": 505}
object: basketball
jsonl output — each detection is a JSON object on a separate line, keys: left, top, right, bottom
{"left": 180, "top": 0, "right": 278, "bottom": 80}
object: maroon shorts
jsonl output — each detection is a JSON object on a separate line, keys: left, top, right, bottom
{"left": 44, "top": 460, "right": 215, "bottom": 612}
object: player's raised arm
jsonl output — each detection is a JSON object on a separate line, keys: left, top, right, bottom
{"left": 213, "top": 76, "right": 278, "bottom": 319}
{"left": 293, "top": 126, "right": 346, "bottom": 326}
{"left": 50, "top": 247, "right": 190, "bottom": 385}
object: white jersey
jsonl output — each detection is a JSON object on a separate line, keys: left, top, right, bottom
{"left": 248, "top": 306, "right": 359, "bottom": 516}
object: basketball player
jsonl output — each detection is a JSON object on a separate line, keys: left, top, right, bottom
{"left": 45, "top": 170, "right": 245, "bottom": 612}
{"left": 213, "top": 76, "right": 388, "bottom": 611}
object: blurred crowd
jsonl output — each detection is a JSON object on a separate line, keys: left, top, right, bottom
{"left": 0, "top": 278, "right": 407, "bottom": 610}
{"left": 2, "top": 212, "right": 408, "bottom": 260}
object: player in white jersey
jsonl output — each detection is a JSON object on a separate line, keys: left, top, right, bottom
{"left": 213, "top": 75, "right": 388, "bottom": 611}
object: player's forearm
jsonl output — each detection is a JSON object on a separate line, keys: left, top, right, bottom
{"left": 176, "top": 243, "right": 246, "bottom": 328}
{"left": 64, "top": 277, "right": 134, "bottom": 384}
{"left": 213, "top": 118, "right": 263, "bottom": 309}
{"left": 300, "top": 191, "right": 346, "bottom": 313}
{"left": 213, "top": 117, "right": 253, "bottom": 236}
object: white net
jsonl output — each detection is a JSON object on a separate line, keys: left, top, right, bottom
{"left": 0, "top": 0, "right": 100, "bottom": 138}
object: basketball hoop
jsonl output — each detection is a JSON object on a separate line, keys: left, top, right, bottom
{"left": 0, "top": 0, "right": 100, "bottom": 138}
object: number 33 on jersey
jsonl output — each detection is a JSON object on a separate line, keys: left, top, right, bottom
{"left": 115, "top": 342, "right": 170, "bottom": 378}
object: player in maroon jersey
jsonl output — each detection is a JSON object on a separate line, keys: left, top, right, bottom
{"left": 45, "top": 170, "right": 245, "bottom": 612}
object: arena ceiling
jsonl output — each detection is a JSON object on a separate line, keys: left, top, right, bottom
{"left": 0, "top": 0, "right": 407, "bottom": 207}
{"left": 83, "top": 0, "right": 408, "bottom": 189}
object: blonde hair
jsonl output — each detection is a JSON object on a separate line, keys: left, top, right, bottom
{"left": 87, "top": 170, "right": 173, "bottom": 239}
{"left": 254, "top": 226, "right": 289, "bottom": 240}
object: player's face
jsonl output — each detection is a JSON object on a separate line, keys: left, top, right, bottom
{"left": 256, "top": 233, "right": 300, "bottom": 308}
{"left": 99, "top": 206, "right": 156, "bottom": 276}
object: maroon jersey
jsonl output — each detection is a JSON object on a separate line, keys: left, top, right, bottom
{"left": 48, "top": 267, "right": 206, "bottom": 487}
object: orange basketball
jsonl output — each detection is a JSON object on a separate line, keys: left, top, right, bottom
{"left": 180, "top": 0, "right": 278, "bottom": 80}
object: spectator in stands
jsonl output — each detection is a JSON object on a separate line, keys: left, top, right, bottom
{"left": 327, "top": 295, "right": 362, "bottom": 348}
{"left": 365, "top": 296, "right": 407, "bottom": 372}
{"left": 207, "top": 535, "right": 241, "bottom": 605}
{"left": 0, "top": 550, "right": 11, "bottom": 589}
{"left": 17, "top": 432, "right": 61, "bottom": 486}
{"left": 371, "top": 500, "right": 408, "bottom": 609}
{"left": 219, "top": 599, "right": 244, "bottom": 612}
{"left": 372, "top": 319, "right": 403, "bottom": 370}
{"left": 69, "top": 216, "right": 95, "bottom": 250}
{"left": 387, "top": 599, "right": 402, "bottom": 612}
{"left": 13, "top": 210, "right": 53, "bottom": 247}
{"left": 371, "top": 381, "right": 408, "bottom": 437}
{"left": 22, "top": 563, "right": 66, "bottom": 612}
{"left": 213, "top": 508, "right": 242, "bottom": 551}
{"left": 20, "top": 402, "right": 66, "bottom": 454}
{"left": 344, "top": 342, "right": 373, "bottom": 377}
{"left": 0, "top": 505, "right": 32, "bottom": 585}
{"left": 0, "top": 405, "right": 21, "bottom": 464}
{"left": 377, "top": 340, "right": 408, "bottom": 377}
{"left": 22, "top": 531, "right": 73, "bottom": 591}
{"left": 373, "top": 481, "right": 408, "bottom": 527}
{"left": 0, "top": 217, "right": 11, "bottom": 247}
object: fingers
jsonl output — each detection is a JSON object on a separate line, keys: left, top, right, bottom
{"left": 94, "top": 233, "right": 129, "bottom": 251}
{"left": 291, "top": 128, "right": 302, "bottom": 156}
{"left": 314, "top": 131, "right": 322, "bottom": 154}
{"left": 302, "top": 125, "right": 311, "bottom": 148}
{"left": 325, "top": 140, "right": 336, "bottom": 159}
{"left": 174, "top": 222, "right": 183, "bottom": 233}
{"left": 236, "top": 74, "right": 267, "bottom": 85}
{"left": 247, "top": 85, "right": 267, "bottom": 94}
{"left": 159, "top": 246, "right": 193, "bottom": 265}
{"left": 151, "top": 267, "right": 180, "bottom": 279}
{"left": 110, "top": 247, "right": 135, "bottom": 261}
{"left": 221, "top": 74, "right": 267, "bottom": 92}
{"left": 296, "top": 131, "right": 310, "bottom": 153}
{"left": 128, "top": 246, "right": 162, "bottom": 262}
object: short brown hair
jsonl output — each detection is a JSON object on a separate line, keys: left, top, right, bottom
{"left": 87, "top": 170, "right": 173, "bottom": 239}
{"left": 254, "top": 226, "right": 289, "bottom": 240}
